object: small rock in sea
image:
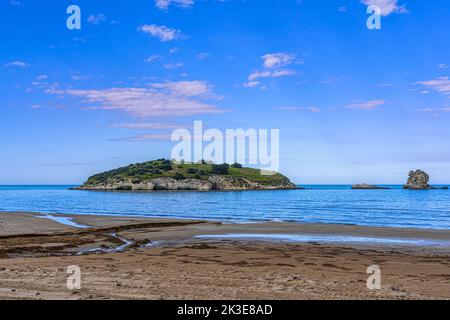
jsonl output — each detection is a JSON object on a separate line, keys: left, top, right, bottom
{"left": 402, "top": 170, "right": 448, "bottom": 190}
{"left": 403, "top": 169, "right": 431, "bottom": 190}
{"left": 351, "top": 184, "right": 389, "bottom": 190}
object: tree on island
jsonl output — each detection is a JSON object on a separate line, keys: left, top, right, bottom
{"left": 211, "top": 163, "right": 230, "bottom": 174}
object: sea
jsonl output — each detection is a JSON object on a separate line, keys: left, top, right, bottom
{"left": 0, "top": 185, "right": 449, "bottom": 230}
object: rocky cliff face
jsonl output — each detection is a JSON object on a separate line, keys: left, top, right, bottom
{"left": 75, "top": 175, "right": 297, "bottom": 191}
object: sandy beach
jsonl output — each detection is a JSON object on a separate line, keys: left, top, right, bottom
{"left": 0, "top": 211, "right": 449, "bottom": 300}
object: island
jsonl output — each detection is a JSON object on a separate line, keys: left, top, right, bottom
{"left": 73, "top": 159, "right": 299, "bottom": 191}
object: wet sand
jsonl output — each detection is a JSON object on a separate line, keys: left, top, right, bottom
{"left": 0, "top": 212, "right": 449, "bottom": 300}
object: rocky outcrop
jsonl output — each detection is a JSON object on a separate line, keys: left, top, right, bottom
{"left": 402, "top": 170, "right": 448, "bottom": 189}
{"left": 403, "top": 170, "right": 431, "bottom": 190}
{"left": 74, "top": 176, "right": 298, "bottom": 191}
{"left": 208, "top": 175, "right": 297, "bottom": 190}
{"left": 351, "top": 184, "right": 389, "bottom": 190}
{"left": 74, "top": 178, "right": 211, "bottom": 191}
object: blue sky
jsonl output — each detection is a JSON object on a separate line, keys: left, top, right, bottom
{"left": 1, "top": 0, "right": 450, "bottom": 184}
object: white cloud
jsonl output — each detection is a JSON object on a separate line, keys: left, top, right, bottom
{"left": 197, "top": 52, "right": 210, "bottom": 60}
{"left": 111, "top": 122, "right": 187, "bottom": 130}
{"left": 246, "top": 69, "right": 296, "bottom": 83}
{"left": 272, "top": 70, "right": 297, "bottom": 78}
{"left": 421, "top": 107, "right": 450, "bottom": 112}
{"left": 361, "top": 0, "right": 408, "bottom": 16}
{"left": 377, "top": 83, "right": 394, "bottom": 87}
{"left": 47, "top": 81, "right": 224, "bottom": 118}
{"left": 87, "top": 13, "right": 107, "bottom": 24}
{"left": 322, "top": 75, "right": 349, "bottom": 85}
{"left": 36, "top": 74, "right": 48, "bottom": 80}
{"left": 4, "top": 61, "right": 30, "bottom": 68}
{"left": 114, "top": 133, "right": 173, "bottom": 142}
{"left": 70, "top": 73, "right": 91, "bottom": 81}
{"left": 138, "top": 24, "right": 183, "bottom": 42}
{"left": 150, "top": 80, "right": 214, "bottom": 97}
{"left": 244, "top": 52, "right": 298, "bottom": 88}
{"left": 438, "top": 64, "right": 449, "bottom": 70}
{"left": 307, "top": 106, "right": 321, "bottom": 113}
{"left": 163, "top": 62, "right": 183, "bottom": 70}
{"left": 416, "top": 77, "right": 450, "bottom": 95}
{"left": 420, "top": 107, "right": 450, "bottom": 116}
{"left": 277, "top": 106, "right": 321, "bottom": 112}
{"left": 262, "top": 53, "right": 295, "bottom": 69}
{"left": 145, "top": 55, "right": 162, "bottom": 63}
{"left": 155, "top": 0, "right": 194, "bottom": 10}
{"left": 277, "top": 106, "right": 300, "bottom": 112}
{"left": 345, "top": 100, "right": 386, "bottom": 110}
{"left": 248, "top": 71, "right": 271, "bottom": 82}
{"left": 243, "top": 81, "right": 260, "bottom": 88}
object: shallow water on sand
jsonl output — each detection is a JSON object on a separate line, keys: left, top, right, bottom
{"left": 0, "top": 185, "right": 449, "bottom": 230}
{"left": 196, "top": 234, "right": 450, "bottom": 247}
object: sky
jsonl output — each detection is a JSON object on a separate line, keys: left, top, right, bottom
{"left": 0, "top": 0, "right": 450, "bottom": 184}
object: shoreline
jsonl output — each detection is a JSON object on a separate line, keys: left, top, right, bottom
{"left": 1, "top": 211, "right": 450, "bottom": 243}
{"left": 1, "top": 211, "right": 449, "bottom": 251}
{"left": 2, "top": 209, "right": 450, "bottom": 232}
{"left": 1, "top": 211, "right": 449, "bottom": 299}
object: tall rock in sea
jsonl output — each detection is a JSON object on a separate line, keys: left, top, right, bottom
{"left": 403, "top": 170, "right": 431, "bottom": 190}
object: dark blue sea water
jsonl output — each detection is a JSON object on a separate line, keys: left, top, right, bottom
{"left": 0, "top": 185, "right": 449, "bottom": 230}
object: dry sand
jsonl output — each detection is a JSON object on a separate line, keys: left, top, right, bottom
{"left": 0, "top": 211, "right": 449, "bottom": 300}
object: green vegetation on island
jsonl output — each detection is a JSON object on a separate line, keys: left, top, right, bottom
{"left": 78, "top": 159, "right": 297, "bottom": 191}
